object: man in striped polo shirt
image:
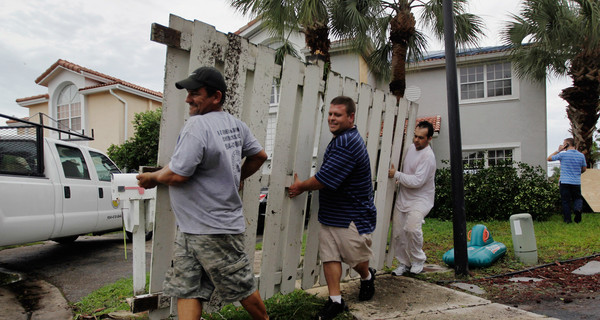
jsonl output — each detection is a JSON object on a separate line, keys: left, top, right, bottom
{"left": 548, "top": 138, "right": 587, "bottom": 223}
{"left": 288, "top": 96, "right": 377, "bottom": 320}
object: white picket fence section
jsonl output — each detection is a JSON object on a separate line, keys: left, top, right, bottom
{"left": 146, "top": 15, "right": 417, "bottom": 319}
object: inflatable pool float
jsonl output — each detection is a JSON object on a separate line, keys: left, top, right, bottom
{"left": 443, "top": 224, "right": 507, "bottom": 268}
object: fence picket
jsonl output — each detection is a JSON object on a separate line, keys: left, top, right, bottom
{"left": 355, "top": 84, "right": 372, "bottom": 137}
{"left": 239, "top": 44, "right": 277, "bottom": 273}
{"left": 258, "top": 56, "right": 304, "bottom": 298}
{"left": 279, "top": 62, "right": 324, "bottom": 294}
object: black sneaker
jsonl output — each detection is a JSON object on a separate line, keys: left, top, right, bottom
{"left": 315, "top": 298, "right": 348, "bottom": 320}
{"left": 358, "top": 267, "right": 376, "bottom": 301}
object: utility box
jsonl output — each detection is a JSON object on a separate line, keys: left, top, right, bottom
{"left": 510, "top": 213, "right": 538, "bottom": 265}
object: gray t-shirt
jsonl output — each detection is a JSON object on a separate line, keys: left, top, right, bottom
{"left": 168, "top": 111, "right": 263, "bottom": 234}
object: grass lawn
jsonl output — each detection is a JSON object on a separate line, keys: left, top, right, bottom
{"left": 73, "top": 213, "right": 599, "bottom": 319}
{"left": 420, "top": 213, "right": 600, "bottom": 281}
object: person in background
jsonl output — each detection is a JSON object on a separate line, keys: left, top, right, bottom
{"left": 288, "top": 96, "right": 377, "bottom": 320}
{"left": 137, "top": 67, "right": 269, "bottom": 320}
{"left": 388, "top": 120, "right": 436, "bottom": 276}
{"left": 547, "top": 137, "right": 587, "bottom": 223}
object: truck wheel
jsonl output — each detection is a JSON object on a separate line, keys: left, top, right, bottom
{"left": 53, "top": 235, "right": 79, "bottom": 244}
{"left": 125, "top": 231, "right": 153, "bottom": 242}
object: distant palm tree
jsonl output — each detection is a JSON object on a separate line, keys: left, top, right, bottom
{"left": 230, "top": 0, "right": 330, "bottom": 64}
{"left": 330, "top": 0, "right": 484, "bottom": 99}
{"left": 503, "top": 0, "right": 600, "bottom": 166}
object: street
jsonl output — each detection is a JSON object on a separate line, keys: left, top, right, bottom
{"left": 0, "top": 233, "right": 151, "bottom": 303}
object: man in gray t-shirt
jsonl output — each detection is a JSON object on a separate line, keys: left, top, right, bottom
{"left": 137, "top": 67, "right": 269, "bottom": 320}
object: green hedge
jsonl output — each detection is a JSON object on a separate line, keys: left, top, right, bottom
{"left": 430, "top": 162, "right": 560, "bottom": 221}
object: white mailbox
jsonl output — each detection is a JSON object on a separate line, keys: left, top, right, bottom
{"left": 112, "top": 173, "right": 156, "bottom": 200}
{"left": 111, "top": 173, "right": 156, "bottom": 233}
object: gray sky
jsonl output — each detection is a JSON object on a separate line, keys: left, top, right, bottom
{"left": 0, "top": 0, "right": 572, "bottom": 154}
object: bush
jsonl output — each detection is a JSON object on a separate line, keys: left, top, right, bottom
{"left": 430, "top": 161, "right": 559, "bottom": 222}
{"left": 107, "top": 108, "right": 161, "bottom": 172}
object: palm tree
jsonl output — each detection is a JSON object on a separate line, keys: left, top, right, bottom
{"left": 230, "top": 0, "right": 330, "bottom": 64}
{"left": 503, "top": 0, "right": 600, "bottom": 166}
{"left": 330, "top": 0, "right": 484, "bottom": 99}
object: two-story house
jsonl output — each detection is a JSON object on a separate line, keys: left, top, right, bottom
{"left": 15, "top": 59, "right": 163, "bottom": 153}
{"left": 236, "top": 19, "right": 547, "bottom": 172}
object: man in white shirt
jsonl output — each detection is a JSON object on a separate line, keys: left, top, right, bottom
{"left": 388, "top": 121, "right": 436, "bottom": 275}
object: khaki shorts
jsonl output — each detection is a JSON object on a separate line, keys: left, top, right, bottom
{"left": 319, "top": 221, "right": 373, "bottom": 267}
{"left": 162, "top": 231, "right": 256, "bottom": 302}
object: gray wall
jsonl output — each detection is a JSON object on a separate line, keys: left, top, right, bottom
{"left": 406, "top": 55, "right": 547, "bottom": 171}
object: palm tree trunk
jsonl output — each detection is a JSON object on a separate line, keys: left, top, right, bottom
{"left": 304, "top": 24, "right": 331, "bottom": 64}
{"left": 560, "top": 49, "right": 600, "bottom": 167}
{"left": 389, "top": 7, "right": 415, "bottom": 100}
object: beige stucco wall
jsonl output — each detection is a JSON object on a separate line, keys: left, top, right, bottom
{"left": 25, "top": 101, "right": 52, "bottom": 137}
{"left": 26, "top": 102, "right": 49, "bottom": 118}
{"left": 86, "top": 90, "right": 160, "bottom": 152}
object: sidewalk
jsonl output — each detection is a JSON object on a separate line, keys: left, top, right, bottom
{"left": 305, "top": 267, "right": 556, "bottom": 320}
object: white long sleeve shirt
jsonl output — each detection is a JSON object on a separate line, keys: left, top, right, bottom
{"left": 394, "top": 144, "right": 436, "bottom": 213}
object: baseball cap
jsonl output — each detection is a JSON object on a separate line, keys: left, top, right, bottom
{"left": 175, "top": 67, "right": 227, "bottom": 93}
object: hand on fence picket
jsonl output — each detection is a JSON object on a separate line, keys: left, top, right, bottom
{"left": 388, "top": 164, "right": 397, "bottom": 178}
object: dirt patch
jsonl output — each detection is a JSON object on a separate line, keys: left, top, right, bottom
{"left": 446, "top": 255, "right": 600, "bottom": 319}
{"left": 466, "top": 255, "right": 600, "bottom": 304}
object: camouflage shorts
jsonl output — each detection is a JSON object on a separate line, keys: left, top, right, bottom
{"left": 162, "top": 231, "right": 256, "bottom": 302}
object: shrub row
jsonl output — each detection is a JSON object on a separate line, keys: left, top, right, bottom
{"left": 430, "top": 162, "right": 560, "bottom": 222}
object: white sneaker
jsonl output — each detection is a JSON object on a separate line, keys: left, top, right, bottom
{"left": 410, "top": 262, "right": 424, "bottom": 274}
{"left": 391, "top": 264, "right": 408, "bottom": 276}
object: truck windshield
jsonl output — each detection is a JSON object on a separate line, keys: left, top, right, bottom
{"left": 89, "top": 151, "right": 121, "bottom": 182}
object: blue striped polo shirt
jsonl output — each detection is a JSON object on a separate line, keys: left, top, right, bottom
{"left": 552, "top": 149, "right": 586, "bottom": 185}
{"left": 314, "top": 127, "right": 377, "bottom": 234}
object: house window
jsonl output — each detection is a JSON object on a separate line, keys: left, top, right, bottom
{"left": 270, "top": 79, "right": 280, "bottom": 106}
{"left": 460, "top": 66, "right": 484, "bottom": 99}
{"left": 462, "top": 150, "right": 485, "bottom": 168}
{"left": 265, "top": 79, "right": 280, "bottom": 159}
{"left": 57, "top": 84, "right": 82, "bottom": 132}
{"left": 486, "top": 63, "right": 512, "bottom": 97}
{"left": 265, "top": 113, "right": 277, "bottom": 158}
{"left": 462, "top": 149, "right": 513, "bottom": 169}
{"left": 460, "top": 62, "right": 512, "bottom": 101}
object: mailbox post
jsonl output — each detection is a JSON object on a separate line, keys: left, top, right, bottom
{"left": 112, "top": 173, "right": 156, "bottom": 295}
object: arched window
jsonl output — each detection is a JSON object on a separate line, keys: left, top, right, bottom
{"left": 57, "top": 84, "right": 81, "bottom": 131}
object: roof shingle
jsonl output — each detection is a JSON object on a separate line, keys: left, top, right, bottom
{"left": 35, "top": 59, "right": 162, "bottom": 98}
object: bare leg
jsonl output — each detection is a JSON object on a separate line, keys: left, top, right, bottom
{"left": 177, "top": 298, "right": 203, "bottom": 320}
{"left": 240, "top": 290, "right": 269, "bottom": 320}
{"left": 353, "top": 260, "right": 370, "bottom": 278}
{"left": 323, "top": 261, "right": 343, "bottom": 296}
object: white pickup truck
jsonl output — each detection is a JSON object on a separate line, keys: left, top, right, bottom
{"left": 0, "top": 114, "right": 125, "bottom": 247}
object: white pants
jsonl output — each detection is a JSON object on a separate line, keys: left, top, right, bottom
{"left": 391, "top": 206, "right": 428, "bottom": 266}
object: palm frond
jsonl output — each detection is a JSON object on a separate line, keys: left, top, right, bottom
{"left": 366, "top": 42, "right": 392, "bottom": 81}
{"left": 501, "top": 0, "right": 600, "bottom": 82}
{"left": 298, "top": 0, "right": 329, "bottom": 27}
{"left": 420, "top": 0, "right": 484, "bottom": 48}
{"left": 275, "top": 39, "right": 301, "bottom": 65}
{"left": 406, "top": 30, "right": 428, "bottom": 63}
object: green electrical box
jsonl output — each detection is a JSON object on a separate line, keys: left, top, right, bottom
{"left": 510, "top": 213, "right": 538, "bottom": 265}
